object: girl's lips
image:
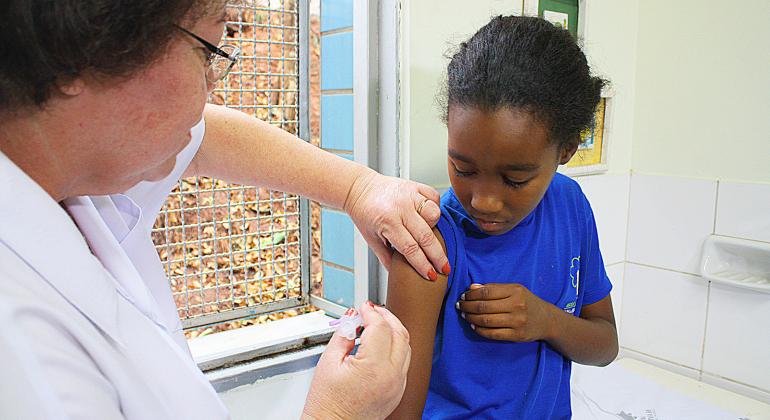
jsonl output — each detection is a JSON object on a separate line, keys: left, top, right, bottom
{"left": 474, "top": 218, "right": 508, "bottom": 232}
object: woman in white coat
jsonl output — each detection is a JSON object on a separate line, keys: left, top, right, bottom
{"left": 0, "top": 1, "right": 448, "bottom": 419}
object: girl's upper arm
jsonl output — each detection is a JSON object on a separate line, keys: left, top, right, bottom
{"left": 580, "top": 294, "right": 616, "bottom": 327}
{"left": 386, "top": 228, "right": 449, "bottom": 420}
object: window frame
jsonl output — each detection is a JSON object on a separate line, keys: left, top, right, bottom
{"left": 192, "top": 0, "right": 399, "bottom": 373}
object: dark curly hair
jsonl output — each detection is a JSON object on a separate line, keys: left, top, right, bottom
{"left": 0, "top": 0, "right": 219, "bottom": 111}
{"left": 443, "top": 15, "right": 606, "bottom": 149}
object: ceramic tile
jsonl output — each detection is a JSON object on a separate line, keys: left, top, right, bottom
{"left": 627, "top": 173, "right": 717, "bottom": 274}
{"left": 576, "top": 173, "right": 630, "bottom": 265}
{"left": 620, "top": 263, "right": 708, "bottom": 369}
{"left": 702, "top": 283, "right": 770, "bottom": 392}
{"left": 605, "top": 263, "right": 625, "bottom": 332}
{"left": 715, "top": 181, "right": 770, "bottom": 243}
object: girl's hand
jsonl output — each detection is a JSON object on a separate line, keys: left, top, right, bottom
{"left": 344, "top": 170, "right": 449, "bottom": 280}
{"left": 456, "top": 283, "right": 557, "bottom": 342}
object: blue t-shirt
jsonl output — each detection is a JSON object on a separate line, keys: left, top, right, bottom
{"left": 426, "top": 173, "right": 612, "bottom": 419}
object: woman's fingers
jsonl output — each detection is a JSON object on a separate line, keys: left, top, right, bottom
{"left": 386, "top": 192, "right": 448, "bottom": 280}
{"left": 321, "top": 329, "right": 357, "bottom": 364}
{"left": 354, "top": 302, "right": 393, "bottom": 362}
{"left": 367, "top": 235, "right": 394, "bottom": 270}
{"left": 415, "top": 184, "right": 441, "bottom": 226}
{"left": 370, "top": 305, "right": 410, "bottom": 369}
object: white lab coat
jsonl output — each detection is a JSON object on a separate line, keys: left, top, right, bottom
{"left": 0, "top": 120, "right": 230, "bottom": 419}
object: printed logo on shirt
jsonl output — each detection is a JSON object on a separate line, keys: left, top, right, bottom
{"left": 562, "top": 256, "right": 580, "bottom": 314}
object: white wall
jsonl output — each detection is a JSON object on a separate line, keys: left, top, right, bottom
{"left": 621, "top": 174, "right": 770, "bottom": 403}
{"left": 581, "top": 0, "right": 770, "bottom": 403}
{"left": 631, "top": 0, "right": 770, "bottom": 183}
{"left": 401, "top": 0, "right": 517, "bottom": 188}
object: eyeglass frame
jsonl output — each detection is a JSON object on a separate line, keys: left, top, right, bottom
{"left": 174, "top": 25, "right": 240, "bottom": 84}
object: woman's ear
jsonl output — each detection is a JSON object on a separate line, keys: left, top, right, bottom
{"left": 558, "top": 142, "right": 579, "bottom": 165}
{"left": 54, "top": 75, "right": 85, "bottom": 97}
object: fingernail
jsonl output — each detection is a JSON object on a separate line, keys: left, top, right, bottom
{"left": 461, "top": 312, "right": 465, "bottom": 319}
{"left": 455, "top": 301, "right": 460, "bottom": 310}
{"left": 366, "top": 300, "right": 375, "bottom": 308}
{"left": 427, "top": 268, "right": 437, "bottom": 282}
{"left": 460, "top": 293, "right": 466, "bottom": 301}
{"left": 442, "top": 262, "right": 451, "bottom": 275}
{"left": 470, "top": 324, "right": 476, "bottom": 330}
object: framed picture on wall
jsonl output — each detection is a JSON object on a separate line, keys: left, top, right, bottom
{"left": 521, "top": 0, "right": 584, "bottom": 39}
{"left": 560, "top": 88, "right": 614, "bottom": 176}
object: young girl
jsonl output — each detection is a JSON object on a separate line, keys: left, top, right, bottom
{"left": 387, "top": 16, "right": 618, "bottom": 419}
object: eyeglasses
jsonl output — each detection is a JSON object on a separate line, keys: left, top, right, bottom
{"left": 175, "top": 25, "right": 241, "bottom": 85}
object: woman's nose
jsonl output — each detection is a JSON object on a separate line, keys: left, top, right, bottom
{"left": 470, "top": 191, "right": 504, "bottom": 215}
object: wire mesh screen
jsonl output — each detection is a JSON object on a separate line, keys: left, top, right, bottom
{"left": 152, "top": 0, "right": 314, "bottom": 332}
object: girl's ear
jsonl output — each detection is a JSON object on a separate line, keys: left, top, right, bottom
{"left": 558, "top": 142, "right": 579, "bottom": 165}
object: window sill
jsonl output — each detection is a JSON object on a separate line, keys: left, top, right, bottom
{"left": 189, "top": 310, "right": 335, "bottom": 390}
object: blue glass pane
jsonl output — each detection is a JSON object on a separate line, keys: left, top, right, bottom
{"left": 321, "top": 0, "right": 353, "bottom": 32}
{"left": 321, "top": 94, "right": 354, "bottom": 151}
{"left": 323, "top": 264, "right": 354, "bottom": 307}
{"left": 321, "top": 32, "right": 353, "bottom": 90}
{"left": 321, "top": 208, "right": 354, "bottom": 268}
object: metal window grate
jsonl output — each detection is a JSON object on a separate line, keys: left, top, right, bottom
{"left": 152, "top": 0, "right": 312, "bottom": 332}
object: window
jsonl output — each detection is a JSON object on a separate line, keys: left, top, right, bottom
{"left": 152, "top": 0, "right": 315, "bottom": 338}
{"left": 152, "top": 0, "right": 390, "bottom": 345}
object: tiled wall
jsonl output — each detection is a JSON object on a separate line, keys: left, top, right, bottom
{"left": 579, "top": 172, "right": 770, "bottom": 403}
{"left": 319, "top": 0, "right": 356, "bottom": 307}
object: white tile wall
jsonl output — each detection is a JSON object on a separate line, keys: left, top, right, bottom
{"left": 702, "top": 283, "right": 770, "bottom": 392}
{"left": 576, "top": 173, "right": 630, "bottom": 266}
{"left": 715, "top": 181, "right": 770, "bottom": 243}
{"left": 569, "top": 173, "right": 770, "bottom": 398}
{"left": 626, "top": 173, "right": 717, "bottom": 274}
{"left": 620, "top": 263, "right": 708, "bottom": 369}
{"left": 605, "top": 263, "right": 625, "bottom": 333}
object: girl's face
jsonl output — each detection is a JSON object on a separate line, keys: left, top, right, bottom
{"left": 446, "top": 106, "right": 576, "bottom": 235}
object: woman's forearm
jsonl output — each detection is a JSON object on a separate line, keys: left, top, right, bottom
{"left": 188, "top": 104, "right": 375, "bottom": 210}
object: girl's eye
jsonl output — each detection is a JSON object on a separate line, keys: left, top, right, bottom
{"left": 504, "top": 177, "right": 529, "bottom": 189}
{"left": 453, "top": 167, "right": 475, "bottom": 177}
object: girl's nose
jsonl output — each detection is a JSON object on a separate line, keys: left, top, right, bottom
{"left": 470, "top": 191, "right": 504, "bottom": 215}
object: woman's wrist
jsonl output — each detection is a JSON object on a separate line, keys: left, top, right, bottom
{"left": 342, "top": 166, "right": 378, "bottom": 214}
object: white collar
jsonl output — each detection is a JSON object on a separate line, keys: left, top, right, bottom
{"left": 0, "top": 151, "right": 122, "bottom": 345}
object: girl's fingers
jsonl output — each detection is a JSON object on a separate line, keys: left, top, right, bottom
{"left": 456, "top": 298, "right": 510, "bottom": 314}
{"left": 462, "top": 312, "right": 514, "bottom": 328}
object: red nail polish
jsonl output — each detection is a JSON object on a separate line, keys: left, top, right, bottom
{"left": 442, "top": 262, "right": 451, "bottom": 275}
{"left": 428, "top": 268, "right": 438, "bottom": 282}
{"left": 366, "top": 300, "right": 375, "bottom": 308}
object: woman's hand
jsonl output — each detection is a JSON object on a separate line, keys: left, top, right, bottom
{"left": 302, "top": 303, "right": 411, "bottom": 419}
{"left": 456, "top": 283, "right": 557, "bottom": 342}
{"left": 344, "top": 171, "right": 449, "bottom": 280}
